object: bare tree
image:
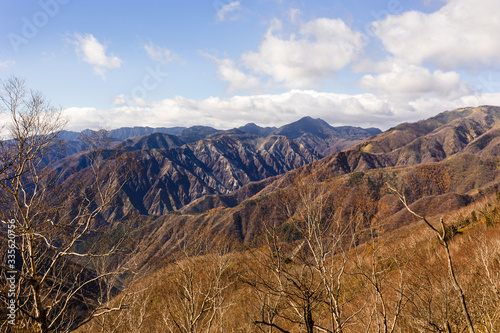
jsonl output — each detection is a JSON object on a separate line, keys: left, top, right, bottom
{"left": 469, "top": 230, "right": 500, "bottom": 332}
{"left": 354, "top": 220, "right": 414, "bottom": 333}
{"left": 162, "top": 239, "right": 235, "bottom": 333}
{"left": 248, "top": 218, "right": 324, "bottom": 333}
{"left": 246, "top": 176, "right": 368, "bottom": 333}
{"left": 0, "top": 77, "right": 131, "bottom": 332}
{"left": 288, "top": 179, "right": 366, "bottom": 333}
{"left": 83, "top": 286, "right": 153, "bottom": 333}
{"left": 405, "top": 261, "right": 458, "bottom": 333}
{"left": 388, "top": 184, "right": 475, "bottom": 333}
{"left": 73, "top": 282, "right": 154, "bottom": 333}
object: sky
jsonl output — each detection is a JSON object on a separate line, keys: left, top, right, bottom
{"left": 2, "top": 0, "right": 500, "bottom": 132}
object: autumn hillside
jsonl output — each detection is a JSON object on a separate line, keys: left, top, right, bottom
{"left": 78, "top": 192, "right": 500, "bottom": 332}
{"left": 3, "top": 102, "right": 500, "bottom": 332}
{"left": 71, "top": 105, "right": 500, "bottom": 332}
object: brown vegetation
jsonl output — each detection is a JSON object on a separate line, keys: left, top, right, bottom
{"left": 2, "top": 80, "right": 500, "bottom": 333}
{"left": 76, "top": 185, "right": 500, "bottom": 332}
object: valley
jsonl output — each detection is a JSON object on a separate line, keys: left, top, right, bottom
{"left": 3, "top": 104, "right": 500, "bottom": 332}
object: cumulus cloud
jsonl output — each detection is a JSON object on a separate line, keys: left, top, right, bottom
{"left": 112, "top": 94, "right": 126, "bottom": 106}
{"left": 63, "top": 107, "right": 105, "bottom": 131}
{"left": 200, "top": 52, "right": 261, "bottom": 93}
{"left": 63, "top": 88, "right": 500, "bottom": 134}
{"left": 72, "top": 33, "right": 122, "bottom": 79}
{"left": 64, "top": 90, "right": 390, "bottom": 131}
{"left": 359, "top": 63, "right": 470, "bottom": 100}
{"left": 240, "top": 17, "right": 364, "bottom": 88}
{"left": 208, "top": 17, "right": 364, "bottom": 91}
{"left": 0, "top": 60, "right": 15, "bottom": 69}
{"left": 215, "top": 1, "right": 241, "bottom": 22}
{"left": 372, "top": 0, "right": 500, "bottom": 69}
{"left": 143, "top": 41, "right": 179, "bottom": 64}
{"left": 214, "top": 58, "right": 261, "bottom": 93}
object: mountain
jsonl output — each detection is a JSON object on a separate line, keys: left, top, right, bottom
{"left": 124, "top": 106, "right": 500, "bottom": 259}
{"left": 119, "top": 132, "right": 185, "bottom": 151}
{"left": 65, "top": 106, "right": 500, "bottom": 333}
{"left": 45, "top": 106, "right": 500, "bottom": 333}
{"left": 177, "top": 126, "right": 221, "bottom": 143}
{"left": 237, "top": 123, "right": 276, "bottom": 136}
{"left": 108, "top": 126, "right": 186, "bottom": 140}
{"left": 79, "top": 186, "right": 500, "bottom": 332}
{"left": 310, "top": 105, "right": 500, "bottom": 177}
{"left": 53, "top": 117, "right": 379, "bottom": 217}
{"left": 273, "top": 116, "right": 334, "bottom": 139}
{"left": 59, "top": 126, "right": 186, "bottom": 142}
{"left": 237, "top": 117, "right": 382, "bottom": 156}
{"left": 170, "top": 106, "right": 500, "bottom": 215}
{"left": 61, "top": 107, "right": 500, "bottom": 219}
{"left": 59, "top": 118, "right": 381, "bottom": 159}
{"left": 58, "top": 130, "right": 83, "bottom": 141}
{"left": 278, "top": 116, "right": 382, "bottom": 156}
{"left": 57, "top": 107, "right": 500, "bottom": 220}
{"left": 59, "top": 132, "right": 320, "bottom": 217}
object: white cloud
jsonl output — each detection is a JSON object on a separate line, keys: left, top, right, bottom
{"left": 0, "top": 113, "right": 13, "bottom": 137}
{"left": 61, "top": 79, "right": 500, "bottom": 135}
{"left": 63, "top": 107, "right": 105, "bottom": 131}
{"left": 373, "top": 0, "right": 500, "bottom": 69}
{"left": 240, "top": 17, "right": 364, "bottom": 88}
{"left": 64, "top": 90, "right": 392, "bottom": 131}
{"left": 0, "top": 60, "right": 15, "bottom": 69}
{"left": 289, "top": 8, "right": 301, "bottom": 23}
{"left": 214, "top": 58, "right": 261, "bottom": 93}
{"left": 112, "top": 94, "right": 126, "bottom": 106}
{"left": 128, "top": 97, "right": 150, "bottom": 107}
{"left": 143, "top": 41, "right": 178, "bottom": 64}
{"left": 72, "top": 33, "right": 122, "bottom": 79}
{"left": 353, "top": 57, "right": 394, "bottom": 74}
{"left": 359, "top": 63, "right": 470, "bottom": 100}
{"left": 215, "top": 1, "right": 241, "bottom": 22}
{"left": 112, "top": 94, "right": 149, "bottom": 107}
{"left": 63, "top": 89, "right": 500, "bottom": 133}
{"left": 200, "top": 52, "right": 261, "bottom": 93}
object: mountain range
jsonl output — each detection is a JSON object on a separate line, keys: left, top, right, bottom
{"left": 113, "top": 132, "right": 318, "bottom": 215}
{"left": 60, "top": 116, "right": 381, "bottom": 156}
{"left": 56, "top": 117, "right": 380, "bottom": 215}
{"left": 8, "top": 105, "right": 500, "bottom": 332}
{"left": 47, "top": 105, "right": 500, "bottom": 268}
{"left": 56, "top": 107, "right": 500, "bottom": 221}
{"left": 117, "top": 105, "right": 500, "bottom": 272}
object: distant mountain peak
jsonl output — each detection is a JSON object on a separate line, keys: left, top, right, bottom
{"left": 295, "top": 116, "right": 329, "bottom": 125}
{"left": 274, "top": 116, "right": 333, "bottom": 139}
{"left": 60, "top": 118, "right": 381, "bottom": 158}
{"left": 237, "top": 123, "right": 276, "bottom": 136}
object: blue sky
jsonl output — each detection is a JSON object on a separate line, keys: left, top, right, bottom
{"left": 1, "top": 0, "right": 500, "bottom": 131}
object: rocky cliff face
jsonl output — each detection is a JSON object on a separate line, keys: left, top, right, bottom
{"left": 54, "top": 116, "right": 383, "bottom": 218}
{"left": 188, "top": 105, "right": 500, "bottom": 213}
{"left": 63, "top": 107, "right": 500, "bottom": 218}
{"left": 67, "top": 132, "right": 320, "bottom": 216}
